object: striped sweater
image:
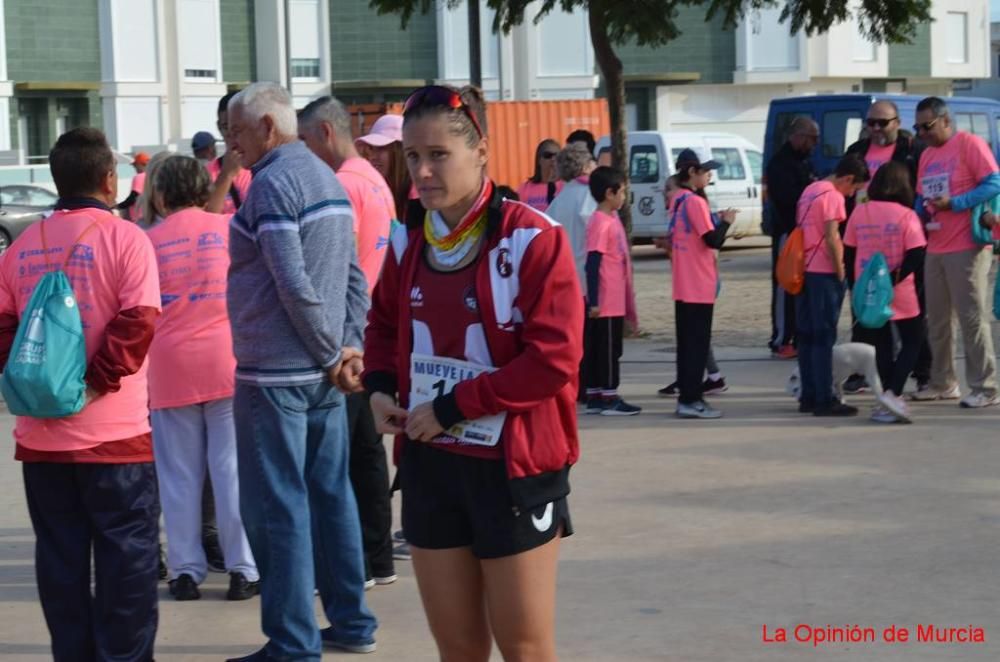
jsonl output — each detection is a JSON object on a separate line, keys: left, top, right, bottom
{"left": 227, "top": 141, "right": 369, "bottom": 387}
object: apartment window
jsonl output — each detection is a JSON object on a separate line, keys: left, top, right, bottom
{"left": 291, "top": 58, "right": 321, "bottom": 80}
{"left": 946, "top": 12, "right": 968, "bottom": 64}
{"left": 711, "top": 148, "right": 746, "bottom": 181}
{"left": 629, "top": 146, "right": 659, "bottom": 184}
{"left": 852, "top": 31, "right": 876, "bottom": 62}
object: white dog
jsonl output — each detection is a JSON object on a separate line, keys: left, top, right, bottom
{"left": 786, "top": 342, "right": 909, "bottom": 422}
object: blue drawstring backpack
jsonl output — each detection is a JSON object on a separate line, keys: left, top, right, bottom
{"left": 0, "top": 220, "right": 99, "bottom": 418}
{"left": 852, "top": 251, "right": 895, "bottom": 329}
{"left": 970, "top": 195, "right": 1000, "bottom": 250}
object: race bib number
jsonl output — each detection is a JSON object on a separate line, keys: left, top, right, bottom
{"left": 409, "top": 353, "right": 507, "bottom": 447}
{"left": 921, "top": 173, "right": 950, "bottom": 200}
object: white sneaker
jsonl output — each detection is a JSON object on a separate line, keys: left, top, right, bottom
{"left": 910, "top": 384, "right": 961, "bottom": 401}
{"left": 870, "top": 406, "right": 898, "bottom": 424}
{"left": 877, "top": 393, "right": 911, "bottom": 423}
{"left": 364, "top": 578, "right": 376, "bottom": 590}
{"left": 373, "top": 574, "right": 397, "bottom": 586}
{"left": 959, "top": 392, "right": 1000, "bottom": 409}
{"left": 676, "top": 400, "right": 722, "bottom": 419}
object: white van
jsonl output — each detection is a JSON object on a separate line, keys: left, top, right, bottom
{"left": 595, "top": 131, "right": 764, "bottom": 243}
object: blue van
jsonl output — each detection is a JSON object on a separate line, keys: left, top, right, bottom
{"left": 763, "top": 93, "right": 1000, "bottom": 177}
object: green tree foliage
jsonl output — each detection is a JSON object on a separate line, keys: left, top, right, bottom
{"left": 371, "top": 0, "right": 932, "bottom": 231}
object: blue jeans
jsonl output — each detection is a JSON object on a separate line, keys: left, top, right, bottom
{"left": 234, "top": 382, "right": 376, "bottom": 660}
{"left": 796, "top": 273, "right": 845, "bottom": 408}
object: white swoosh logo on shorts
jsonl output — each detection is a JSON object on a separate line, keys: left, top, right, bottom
{"left": 531, "top": 502, "right": 554, "bottom": 533}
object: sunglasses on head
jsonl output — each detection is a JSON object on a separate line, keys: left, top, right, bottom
{"left": 913, "top": 118, "right": 940, "bottom": 133}
{"left": 403, "top": 85, "right": 484, "bottom": 140}
{"left": 865, "top": 117, "right": 897, "bottom": 129}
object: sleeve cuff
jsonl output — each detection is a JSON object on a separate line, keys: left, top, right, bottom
{"left": 321, "top": 350, "right": 343, "bottom": 370}
{"left": 363, "top": 370, "right": 398, "bottom": 397}
{"left": 432, "top": 391, "right": 465, "bottom": 430}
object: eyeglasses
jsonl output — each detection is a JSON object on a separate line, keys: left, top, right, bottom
{"left": 865, "top": 117, "right": 897, "bottom": 129}
{"left": 403, "top": 85, "right": 484, "bottom": 140}
{"left": 541, "top": 151, "right": 558, "bottom": 159}
{"left": 913, "top": 118, "right": 940, "bottom": 133}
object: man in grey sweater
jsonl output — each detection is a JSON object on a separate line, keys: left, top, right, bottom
{"left": 224, "top": 82, "right": 377, "bottom": 661}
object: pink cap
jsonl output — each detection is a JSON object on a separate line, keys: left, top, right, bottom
{"left": 356, "top": 114, "right": 403, "bottom": 148}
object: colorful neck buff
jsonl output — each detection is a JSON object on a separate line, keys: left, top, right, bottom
{"left": 424, "top": 180, "right": 493, "bottom": 267}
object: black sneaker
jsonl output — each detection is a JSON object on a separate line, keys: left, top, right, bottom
{"left": 814, "top": 402, "right": 859, "bottom": 417}
{"left": 657, "top": 381, "right": 679, "bottom": 398}
{"left": 702, "top": 377, "right": 728, "bottom": 395}
{"left": 227, "top": 572, "right": 260, "bottom": 601}
{"left": 204, "top": 538, "right": 226, "bottom": 573}
{"left": 842, "top": 374, "right": 868, "bottom": 394}
{"left": 600, "top": 398, "right": 641, "bottom": 416}
{"left": 584, "top": 398, "right": 608, "bottom": 414}
{"left": 168, "top": 573, "right": 200, "bottom": 601}
{"left": 798, "top": 400, "right": 815, "bottom": 413}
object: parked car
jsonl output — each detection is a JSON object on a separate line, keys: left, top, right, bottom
{"left": 0, "top": 185, "right": 57, "bottom": 253}
{"left": 595, "top": 131, "right": 763, "bottom": 243}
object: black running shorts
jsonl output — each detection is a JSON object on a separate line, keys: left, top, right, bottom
{"left": 399, "top": 440, "right": 572, "bottom": 559}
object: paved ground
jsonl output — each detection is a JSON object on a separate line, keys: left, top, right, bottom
{"left": 2, "top": 247, "right": 1000, "bottom": 660}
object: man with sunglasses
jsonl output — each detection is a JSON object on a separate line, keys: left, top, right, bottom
{"left": 912, "top": 96, "right": 1000, "bottom": 408}
{"left": 846, "top": 101, "right": 921, "bottom": 192}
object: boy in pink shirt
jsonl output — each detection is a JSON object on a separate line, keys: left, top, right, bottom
{"left": 0, "top": 128, "right": 161, "bottom": 660}
{"left": 668, "top": 150, "right": 736, "bottom": 419}
{"left": 795, "top": 154, "right": 869, "bottom": 417}
{"left": 584, "top": 166, "right": 639, "bottom": 415}
{"left": 913, "top": 96, "right": 1000, "bottom": 408}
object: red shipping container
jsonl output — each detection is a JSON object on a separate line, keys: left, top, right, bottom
{"left": 347, "top": 99, "right": 609, "bottom": 189}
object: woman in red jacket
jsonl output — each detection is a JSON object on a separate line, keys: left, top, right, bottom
{"left": 364, "top": 85, "right": 582, "bottom": 662}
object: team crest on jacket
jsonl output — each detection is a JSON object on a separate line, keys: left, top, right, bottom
{"left": 496, "top": 248, "right": 513, "bottom": 278}
{"left": 462, "top": 285, "right": 478, "bottom": 312}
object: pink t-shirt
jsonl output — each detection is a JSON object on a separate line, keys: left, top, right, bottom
{"left": 145, "top": 208, "right": 235, "bottom": 409}
{"left": 0, "top": 207, "right": 160, "bottom": 451}
{"left": 586, "top": 210, "right": 630, "bottom": 317}
{"left": 844, "top": 201, "right": 926, "bottom": 321}
{"left": 797, "top": 180, "right": 847, "bottom": 275}
{"left": 204, "top": 158, "right": 253, "bottom": 216}
{"left": 864, "top": 143, "right": 896, "bottom": 181}
{"left": 917, "top": 131, "right": 999, "bottom": 254}
{"left": 517, "top": 180, "right": 564, "bottom": 212}
{"left": 669, "top": 192, "right": 717, "bottom": 304}
{"left": 336, "top": 158, "right": 395, "bottom": 294}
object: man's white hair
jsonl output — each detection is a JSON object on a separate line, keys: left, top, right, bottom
{"left": 230, "top": 82, "right": 298, "bottom": 137}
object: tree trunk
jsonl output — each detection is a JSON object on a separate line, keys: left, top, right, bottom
{"left": 468, "top": 0, "right": 483, "bottom": 88}
{"left": 588, "top": 4, "right": 631, "bottom": 235}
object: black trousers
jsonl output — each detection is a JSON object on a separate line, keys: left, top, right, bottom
{"left": 347, "top": 391, "right": 394, "bottom": 578}
{"left": 911, "top": 282, "right": 933, "bottom": 384}
{"left": 23, "top": 461, "right": 160, "bottom": 662}
{"left": 676, "top": 301, "right": 714, "bottom": 404}
{"left": 584, "top": 316, "right": 624, "bottom": 392}
{"left": 770, "top": 233, "right": 797, "bottom": 348}
{"left": 855, "top": 316, "right": 927, "bottom": 396}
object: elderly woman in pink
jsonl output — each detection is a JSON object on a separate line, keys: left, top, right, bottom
{"left": 146, "top": 155, "right": 258, "bottom": 602}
